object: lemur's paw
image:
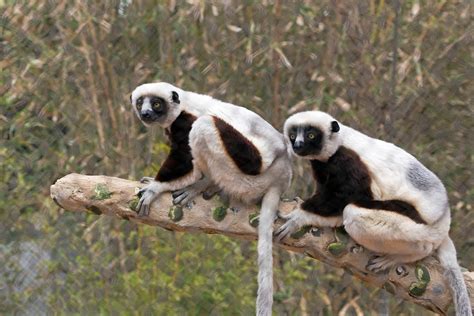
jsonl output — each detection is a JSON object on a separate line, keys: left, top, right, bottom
{"left": 202, "top": 185, "right": 221, "bottom": 200}
{"left": 274, "top": 209, "right": 307, "bottom": 242}
{"left": 136, "top": 182, "right": 160, "bottom": 217}
{"left": 140, "top": 176, "right": 154, "bottom": 184}
{"left": 366, "top": 255, "right": 396, "bottom": 274}
{"left": 293, "top": 196, "right": 304, "bottom": 204}
{"left": 172, "top": 187, "right": 200, "bottom": 206}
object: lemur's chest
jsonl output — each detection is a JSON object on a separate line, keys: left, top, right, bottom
{"left": 155, "top": 112, "right": 196, "bottom": 182}
{"left": 166, "top": 111, "right": 196, "bottom": 148}
{"left": 311, "top": 146, "right": 373, "bottom": 201}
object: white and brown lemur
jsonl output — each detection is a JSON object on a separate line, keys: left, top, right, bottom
{"left": 276, "top": 110, "right": 471, "bottom": 316}
{"left": 130, "top": 82, "right": 292, "bottom": 316}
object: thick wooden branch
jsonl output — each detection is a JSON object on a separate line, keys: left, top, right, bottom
{"left": 50, "top": 173, "right": 473, "bottom": 314}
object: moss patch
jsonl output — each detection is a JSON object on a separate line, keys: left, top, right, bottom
{"left": 212, "top": 206, "right": 227, "bottom": 222}
{"left": 169, "top": 205, "right": 184, "bottom": 222}
{"left": 409, "top": 281, "right": 427, "bottom": 297}
{"left": 408, "top": 264, "right": 431, "bottom": 297}
{"left": 249, "top": 213, "right": 259, "bottom": 227}
{"left": 290, "top": 225, "right": 311, "bottom": 239}
{"left": 415, "top": 264, "right": 431, "bottom": 283}
{"left": 91, "top": 184, "right": 112, "bottom": 200}
{"left": 327, "top": 242, "right": 346, "bottom": 257}
{"left": 128, "top": 196, "right": 140, "bottom": 212}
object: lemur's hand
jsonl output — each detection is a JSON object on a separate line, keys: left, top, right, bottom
{"left": 171, "top": 177, "right": 212, "bottom": 206}
{"left": 139, "top": 176, "right": 154, "bottom": 184}
{"left": 274, "top": 207, "right": 308, "bottom": 242}
{"left": 136, "top": 181, "right": 161, "bottom": 217}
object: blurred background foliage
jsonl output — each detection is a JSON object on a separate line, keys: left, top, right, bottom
{"left": 0, "top": 0, "right": 472, "bottom": 314}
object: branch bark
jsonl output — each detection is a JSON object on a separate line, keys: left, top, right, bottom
{"left": 50, "top": 173, "right": 473, "bottom": 314}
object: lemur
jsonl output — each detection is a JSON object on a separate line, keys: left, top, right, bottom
{"left": 276, "top": 111, "right": 472, "bottom": 315}
{"left": 130, "top": 82, "right": 292, "bottom": 316}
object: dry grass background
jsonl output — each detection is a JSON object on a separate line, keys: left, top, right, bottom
{"left": 1, "top": 0, "right": 472, "bottom": 315}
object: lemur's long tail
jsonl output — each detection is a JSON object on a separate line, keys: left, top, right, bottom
{"left": 437, "top": 237, "right": 472, "bottom": 316}
{"left": 256, "top": 187, "right": 281, "bottom": 316}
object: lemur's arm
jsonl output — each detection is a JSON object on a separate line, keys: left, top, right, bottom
{"left": 138, "top": 114, "right": 205, "bottom": 216}
{"left": 155, "top": 123, "right": 195, "bottom": 183}
{"left": 300, "top": 194, "right": 345, "bottom": 217}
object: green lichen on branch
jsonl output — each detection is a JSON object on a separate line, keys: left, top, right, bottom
{"left": 169, "top": 205, "right": 184, "bottom": 222}
{"left": 128, "top": 196, "right": 140, "bottom": 211}
{"left": 249, "top": 213, "right": 259, "bottom": 227}
{"left": 91, "top": 184, "right": 112, "bottom": 200}
{"left": 409, "top": 264, "right": 431, "bottom": 297}
{"left": 212, "top": 206, "right": 227, "bottom": 222}
{"left": 327, "top": 242, "right": 347, "bottom": 257}
{"left": 290, "top": 225, "right": 311, "bottom": 239}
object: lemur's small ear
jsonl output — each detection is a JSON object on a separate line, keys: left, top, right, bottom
{"left": 331, "top": 121, "right": 340, "bottom": 133}
{"left": 171, "top": 91, "right": 180, "bottom": 104}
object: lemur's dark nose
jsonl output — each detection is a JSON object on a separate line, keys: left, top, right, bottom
{"left": 293, "top": 141, "right": 304, "bottom": 149}
{"left": 141, "top": 110, "right": 155, "bottom": 122}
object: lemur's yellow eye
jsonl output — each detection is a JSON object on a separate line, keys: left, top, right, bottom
{"left": 289, "top": 134, "right": 296, "bottom": 140}
{"left": 308, "top": 133, "right": 315, "bottom": 139}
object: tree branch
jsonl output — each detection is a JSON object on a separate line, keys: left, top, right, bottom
{"left": 50, "top": 173, "right": 473, "bottom": 314}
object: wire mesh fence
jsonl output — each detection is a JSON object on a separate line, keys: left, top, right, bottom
{"left": 1, "top": 1, "right": 472, "bottom": 315}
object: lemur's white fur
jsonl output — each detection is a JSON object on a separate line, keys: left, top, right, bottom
{"left": 283, "top": 111, "right": 449, "bottom": 224}
{"left": 279, "top": 111, "right": 472, "bottom": 316}
{"left": 131, "top": 82, "right": 292, "bottom": 316}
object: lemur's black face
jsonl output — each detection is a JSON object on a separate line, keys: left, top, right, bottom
{"left": 135, "top": 95, "right": 169, "bottom": 124}
{"left": 288, "top": 125, "right": 324, "bottom": 156}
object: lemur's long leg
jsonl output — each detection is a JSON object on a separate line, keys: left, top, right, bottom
{"left": 275, "top": 201, "right": 444, "bottom": 270}
{"left": 343, "top": 204, "right": 446, "bottom": 272}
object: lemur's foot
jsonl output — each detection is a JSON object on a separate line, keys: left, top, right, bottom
{"left": 172, "top": 186, "right": 202, "bottom": 206}
{"left": 140, "top": 176, "right": 154, "bottom": 184}
{"left": 171, "top": 177, "right": 216, "bottom": 205}
{"left": 202, "top": 184, "right": 221, "bottom": 200}
{"left": 136, "top": 182, "right": 160, "bottom": 217}
{"left": 366, "top": 255, "right": 396, "bottom": 274}
{"left": 274, "top": 208, "right": 309, "bottom": 242}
